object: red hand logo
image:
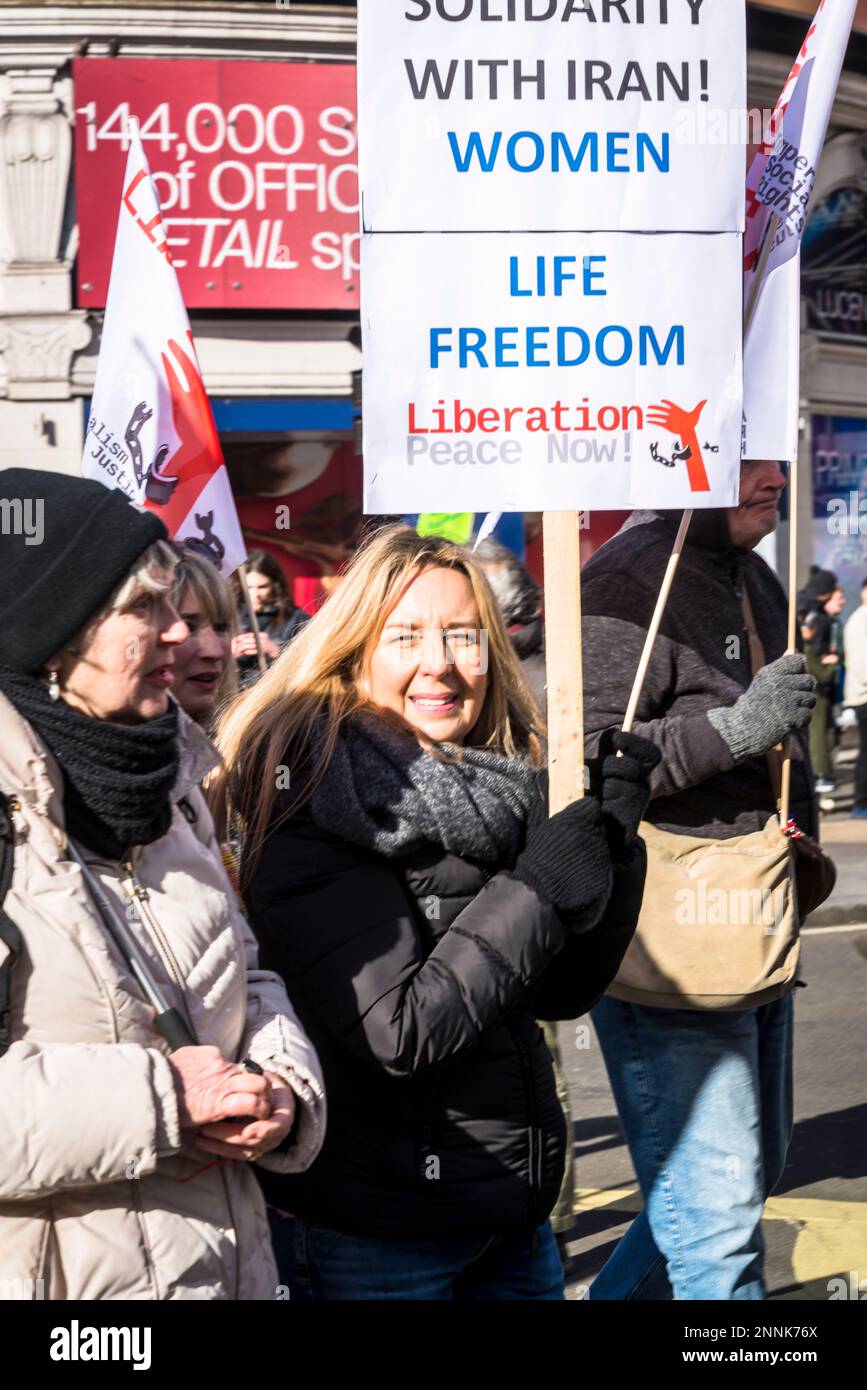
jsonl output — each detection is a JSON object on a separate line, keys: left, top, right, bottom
{"left": 144, "top": 331, "right": 223, "bottom": 533}
{"left": 646, "top": 399, "right": 710, "bottom": 493}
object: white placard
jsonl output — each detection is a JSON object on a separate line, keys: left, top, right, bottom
{"left": 358, "top": 0, "right": 746, "bottom": 234}
{"left": 363, "top": 230, "right": 742, "bottom": 513}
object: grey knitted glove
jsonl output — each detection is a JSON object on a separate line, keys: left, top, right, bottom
{"left": 707, "top": 653, "right": 817, "bottom": 761}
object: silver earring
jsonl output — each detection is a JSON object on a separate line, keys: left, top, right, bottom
{"left": 47, "top": 670, "right": 61, "bottom": 702}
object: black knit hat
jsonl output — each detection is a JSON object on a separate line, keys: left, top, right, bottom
{"left": 0, "top": 468, "right": 168, "bottom": 675}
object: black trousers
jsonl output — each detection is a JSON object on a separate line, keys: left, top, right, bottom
{"left": 856, "top": 703, "right": 867, "bottom": 809}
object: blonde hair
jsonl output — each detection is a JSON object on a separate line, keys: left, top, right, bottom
{"left": 211, "top": 524, "right": 544, "bottom": 885}
{"left": 170, "top": 548, "right": 240, "bottom": 719}
{"left": 106, "top": 539, "right": 178, "bottom": 614}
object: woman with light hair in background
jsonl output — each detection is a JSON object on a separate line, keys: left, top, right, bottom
{"left": 169, "top": 547, "right": 239, "bottom": 730}
{"left": 0, "top": 470, "right": 324, "bottom": 1301}
{"left": 213, "top": 523, "right": 657, "bottom": 1300}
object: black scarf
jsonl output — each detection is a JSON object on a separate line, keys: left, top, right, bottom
{"left": 310, "top": 712, "right": 544, "bottom": 866}
{"left": 0, "top": 665, "right": 179, "bottom": 861}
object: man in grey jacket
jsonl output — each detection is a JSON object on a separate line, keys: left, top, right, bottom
{"left": 581, "top": 458, "right": 817, "bottom": 1301}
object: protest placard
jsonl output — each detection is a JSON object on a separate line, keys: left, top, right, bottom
{"left": 357, "top": 2, "right": 747, "bottom": 809}
{"left": 362, "top": 230, "right": 742, "bottom": 513}
{"left": 358, "top": 0, "right": 745, "bottom": 234}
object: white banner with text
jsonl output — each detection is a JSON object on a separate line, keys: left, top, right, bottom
{"left": 362, "top": 229, "right": 743, "bottom": 512}
{"left": 358, "top": 0, "right": 746, "bottom": 234}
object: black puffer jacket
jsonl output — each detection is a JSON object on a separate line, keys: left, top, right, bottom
{"left": 250, "top": 796, "right": 644, "bottom": 1241}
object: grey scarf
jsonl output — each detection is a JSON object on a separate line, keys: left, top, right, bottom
{"left": 310, "top": 713, "right": 543, "bottom": 865}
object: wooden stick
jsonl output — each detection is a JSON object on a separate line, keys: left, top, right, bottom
{"left": 779, "top": 452, "right": 799, "bottom": 827}
{"left": 238, "top": 560, "right": 267, "bottom": 675}
{"left": 543, "top": 511, "right": 585, "bottom": 812}
{"left": 622, "top": 510, "right": 694, "bottom": 734}
{"left": 744, "top": 211, "right": 782, "bottom": 340}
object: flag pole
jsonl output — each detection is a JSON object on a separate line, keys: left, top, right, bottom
{"left": 543, "top": 512, "right": 585, "bottom": 812}
{"left": 778, "top": 450, "right": 799, "bottom": 827}
{"left": 239, "top": 560, "right": 268, "bottom": 675}
{"left": 743, "top": 209, "right": 795, "bottom": 828}
{"left": 621, "top": 509, "right": 694, "bottom": 735}
{"left": 744, "top": 212, "right": 782, "bottom": 338}
{"left": 620, "top": 217, "right": 780, "bottom": 735}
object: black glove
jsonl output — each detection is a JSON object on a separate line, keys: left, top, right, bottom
{"left": 512, "top": 795, "right": 612, "bottom": 921}
{"left": 588, "top": 729, "right": 662, "bottom": 860}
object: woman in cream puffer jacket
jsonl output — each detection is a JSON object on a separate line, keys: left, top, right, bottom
{"left": 0, "top": 470, "right": 325, "bottom": 1302}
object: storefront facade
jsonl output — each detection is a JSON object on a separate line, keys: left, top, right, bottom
{"left": 0, "top": 1, "right": 361, "bottom": 608}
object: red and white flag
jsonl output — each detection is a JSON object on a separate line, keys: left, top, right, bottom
{"left": 743, "top": 0, "right": 857, "bottom": 460}
{"left": 82, "top": 125, "right": 246, "bottom": 576}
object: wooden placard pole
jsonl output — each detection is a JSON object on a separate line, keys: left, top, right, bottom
{"left": 543, "top": 511, "right": 585, "bottom": 813}
{"left": 238, "top": 559, "right": 267, "bottom": 675}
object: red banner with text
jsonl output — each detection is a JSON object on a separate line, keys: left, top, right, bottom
{"left": 73, "top": 58, "right": 360, "bottom": 311}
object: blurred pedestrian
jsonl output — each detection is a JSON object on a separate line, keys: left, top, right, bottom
{"left": 844, "top": 577, "right": 867, "bottom": 820}
{"left": 475, "top": 537, "right": 546, "bottom": 711}
{"left": 214, "top": 524, "right": 657, "bottom": 1301}
{"left": 233, "top": 550, "right": 308, "bottom": 683}
{"left": 581, "top": 460, "right": 818, "bottom": 1301}
{"left": 169, "top": 547, "right": 239, "bottom": 728}
{"left": 0, "top": 470, "right": 325, "bottom": 1301}
{"left": 803, "top": 580, "right": 845, "bottom": 796}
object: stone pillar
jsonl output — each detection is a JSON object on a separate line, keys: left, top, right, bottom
{"left": 0, "top": 67, "right": 91, "bottom": 472}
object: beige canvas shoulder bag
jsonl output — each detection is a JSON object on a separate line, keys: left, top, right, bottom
{"left": 606, "top": 588, "right": 801, "bottom": 1011}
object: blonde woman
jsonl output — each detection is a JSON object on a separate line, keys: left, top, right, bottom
{"left": 214, "top": 524, "right": 658, "bottom": 1301}
{"left": 169, "top": 548, "right": 239, "bottom": 728}
{"left": 0, "top": 470, "right": 324, "bottom": 1301}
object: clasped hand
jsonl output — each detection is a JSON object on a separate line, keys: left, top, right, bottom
{"left": 167, "top": 1045, "right": 296, "bottom": 1163}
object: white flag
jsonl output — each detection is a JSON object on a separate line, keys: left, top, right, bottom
{"left": 743, "top": 0, "right": 857, "bottom": 460}
{"left": 82, "top": 126, "right": 246, "bottom": 576}
{"left": 473, "top": 513, "right": 502, "bottom": 552}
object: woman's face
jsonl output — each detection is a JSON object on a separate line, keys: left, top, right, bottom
{"left": 170, "top": 587, "right": 232, "bottom": 720}
{"left": 367, "top": 566, "right": 489, "bottom": 746}
{"left": 54, "top": 575, "right": 188, "bottom": 724}
{"left": 245, "top": 570, "right": 275, "bottom": 613}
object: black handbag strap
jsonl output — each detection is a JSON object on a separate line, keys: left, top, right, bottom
{"left": 0, "top": 791, "right": 21, "bottom": 1059}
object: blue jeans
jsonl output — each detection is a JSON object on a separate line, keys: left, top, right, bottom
{"left": 589, "top": 993, "right": 794, "bottom": 1301}
{"left": 268, "top": 1210, "right": 564, "bottom": 1301}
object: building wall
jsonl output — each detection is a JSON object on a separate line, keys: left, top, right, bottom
{"left": 0, "top": 2, "right": 360, "bottom": 478}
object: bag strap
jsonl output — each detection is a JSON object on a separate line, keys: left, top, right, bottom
{"left": 739, "top": 585, "right": 784, "bottom": 812}
{"left": 0, "top": 791, "right": 21, "bottom": 1059}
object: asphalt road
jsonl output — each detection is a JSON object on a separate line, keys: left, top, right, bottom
{"left": 556, "top": 924, "right": 867, "bottom": 1301}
